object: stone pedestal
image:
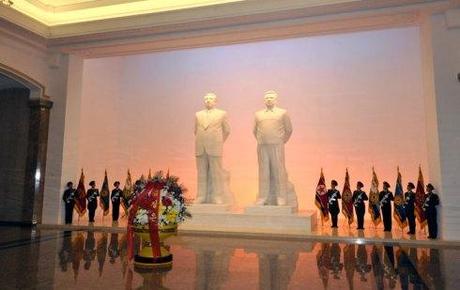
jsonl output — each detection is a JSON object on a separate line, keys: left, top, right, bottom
{"left": 181, "top": 207, "right": 316, "bottom": 236}
{"left": 188, "top": 204, "right": 231, "bottom": 214}
{"left": 244, "top": 205, "right": 296, "bottom": 215}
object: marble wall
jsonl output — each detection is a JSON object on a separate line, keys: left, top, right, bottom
{"left": 430, "top": 11, "right": 460, "bottom": 240}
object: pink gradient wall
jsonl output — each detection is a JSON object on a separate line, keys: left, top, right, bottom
{"left": 78, "top": 27, "right": 428, "bottom": 212}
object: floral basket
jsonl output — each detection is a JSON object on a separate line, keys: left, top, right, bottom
{"left": 128, "top": 171, "right": 191, "bottom": 268}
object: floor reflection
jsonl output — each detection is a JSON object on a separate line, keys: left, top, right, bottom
{"left": 0, "top": 227, "right": 456, "bottom": 289}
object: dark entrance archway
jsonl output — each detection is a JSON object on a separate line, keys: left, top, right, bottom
{"left": 0, "top": 64, "right": 53, "bottom": 225}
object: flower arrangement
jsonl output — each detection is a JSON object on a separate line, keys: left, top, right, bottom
{"left": 131, "top": 171, "right": 191, "bottom": 228}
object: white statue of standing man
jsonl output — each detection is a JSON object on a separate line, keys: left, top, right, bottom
{"left": 253, "top": 90, "right": 298, "bottom": 208}
{"left": 194, "top": 93, "right": 232, "bottom": 204}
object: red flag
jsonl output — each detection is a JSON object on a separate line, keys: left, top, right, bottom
{"left": 74, "top": 169, "right": 87, "bottom": 217}
{"left": 341, "top": 169, "right": 354, "bottom": 225}
{"left": 315, "top": 169, "right": 329, "bottom": 221}
{"left": 415, "top": 166, "right": 427, "bottom": 228}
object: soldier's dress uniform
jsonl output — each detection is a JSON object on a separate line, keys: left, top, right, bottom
{"left": 379, "top": 190, "right": 394, "bottom": 232}
{"left": 327, "top": 189, "right": 341, "bottom": 228}
{"left": 86, "top": 188, "right": 99, "bottom": 222}
{"left": 404, "top": 190, "right": 416, "bottom": 234}
{"left": 111, "top": 188, "right": 123, "bottom": 222}
{"left": 352, "top": 190, "right": 369, "bottom": 229}
{"left": 62, "top": 187, "right": 75, "bottom": 224}
{"left": 423, "top": 192, "right": 440, "bottom": 239}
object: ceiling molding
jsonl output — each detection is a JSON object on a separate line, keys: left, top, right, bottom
{"left": 60, "top": 11, "right": 423, "bottom": 58}
{"left": 48, "top": 0, "right": 448, "bottom": 40}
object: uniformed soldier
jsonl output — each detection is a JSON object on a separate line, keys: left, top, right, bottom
{"left": 87, "top": 181, "right": 99, "bottom": 223}
{"left": 111, "top": 181, "right": 123, "bottom": 222}
{"left": 327, "top": 180, "right": 341, "bottom": 228}
{"left": 404, "top": 182, "right": 416, "bottom": 235}
{"left": 62, "top": 181, "right": 75, "bottom": 224}
{"left": 423, "top": 183, "right": 440, "bottom": 239}
{"left": 379, "top": 181, "right": 394, "bottom": 232}
{"left": 352, "top": 181, "right": 368, "bottom": 230}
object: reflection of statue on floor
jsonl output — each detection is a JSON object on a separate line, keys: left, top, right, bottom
{"left": 194, "top": 93, "right": 232, "bottom": 204}
{"left": 258, "top": 252, "right": 299, "bottom": 290}
{"left": 253, "top": 90, "right": 297, "bottom": 207}
{"left": 195, "top": 249, "right": 231, "bottom": 290}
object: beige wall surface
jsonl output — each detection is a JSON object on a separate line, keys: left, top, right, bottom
{"left": 78, "top": 27, "right": 429, "bottom": 212}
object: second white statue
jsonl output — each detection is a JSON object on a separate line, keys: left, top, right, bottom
{"left": 253, "top": 90, "right": 298, "bottom": 208}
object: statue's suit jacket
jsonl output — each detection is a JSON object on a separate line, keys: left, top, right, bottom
{"left": 195, "top": 108, "right": 230, "bottom": 157}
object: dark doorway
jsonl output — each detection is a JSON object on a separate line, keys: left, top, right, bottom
{"left": 0, "top": 75, "right": 31, "bottom": 224}
{"left": 0, "top": 71, "right": 52, "bottom": 225}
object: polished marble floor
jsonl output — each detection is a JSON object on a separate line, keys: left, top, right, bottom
{"left": 0, "top": 226, "right": 458, "bottom": 290}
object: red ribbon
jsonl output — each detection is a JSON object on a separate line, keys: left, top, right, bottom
{"left": 127, "top": 181, "right": 162, "bottom": 260}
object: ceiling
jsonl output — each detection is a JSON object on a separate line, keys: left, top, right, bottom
{"left": 7, "top": 0, "right": 246, "bottom": 26}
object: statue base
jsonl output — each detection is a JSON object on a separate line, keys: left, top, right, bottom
{"left": 188, "top": 203, "right": 231, "bottom": 213}
{"left": 181, "top": 208, "right": 316, "bottom": 236}
{"left": 244, "top": 205, "right": 296, "bottom": 215}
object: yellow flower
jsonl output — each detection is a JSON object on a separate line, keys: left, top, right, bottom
{"left": 166, "top": 211, "right": 177, "bottom": 223}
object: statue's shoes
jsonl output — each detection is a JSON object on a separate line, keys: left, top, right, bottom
{"left": 194, "top": 197, "right": 206, "bottom": 204}
{"left": 255, "top": 198, "right": 267, "bottom": 205}
{"left": 277, "top": 197, "right": 287, "bottom": 206}
{"left": 212, "top": 197, "right": 223, "bottom": 204}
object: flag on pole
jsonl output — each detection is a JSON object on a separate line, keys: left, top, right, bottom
{"left": 74, "top": 169, "right": 87, "bottom": 217}
{"left": 99, "top": 170, "right": 110, "bottom": 216}
{"left": 415, "top": 166, "right": 427, "bottom": 228}
{"left": 139, "top": 174, "right": 146, "bottom": 184}
{"left": 341, "top": 168, "right": 354, "bottom": 225}
{"left": 315, "top": 169, "right": 329, "bottom": 222}
{"left": 393, "top": 167, "right": 407, "bottom": 228}
{"left": 368, "top": 167, "right": 381, "bottom": 226}
{"left": 121, "top": 169, "right": 133, "bottom": 214}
